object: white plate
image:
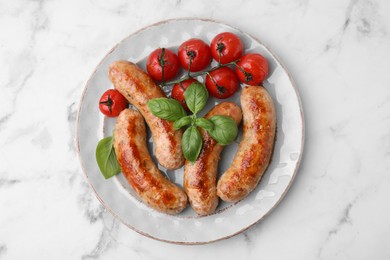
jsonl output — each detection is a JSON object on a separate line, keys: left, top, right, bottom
{"left": 76, "top": 18, "right": 304, "bottom": 244}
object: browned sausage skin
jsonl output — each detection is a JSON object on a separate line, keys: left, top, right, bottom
{"left": 113, "top": 109, "right": 188, "bottom": 215}
{"left": 184, "top": 102, "right": 242, "bottom": 215}
{"left": 217, "top": 86, "right": 276, "bottom": 202}
{"left": 109, "top": 60, "right": 184, "bottom": 170}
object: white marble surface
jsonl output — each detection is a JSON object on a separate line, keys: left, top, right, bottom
{"left": 0, "top": 0, "right": 389, "bottom": 259}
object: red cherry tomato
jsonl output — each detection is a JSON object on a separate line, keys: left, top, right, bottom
{"left": 205, "top": 67, "right": 239, "bottom": 99}
{"left": 178, "top": 38, "right": 211, "bottom": 72}
{"left": 235, "top": 53, "right": 268, "bottom": 85}
{"left": 210, "top": 32, "right": 243, "bottom": 64}
{"left": 99, "top": 89, "right": 128, "bottom": 117}
{"left": 146, "top": 48, "right": 180, "bottom": 81}
{"left": 171, "top": 78, "right": 198, "bottom": 111}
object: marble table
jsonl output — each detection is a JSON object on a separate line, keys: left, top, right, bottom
{"left": 1, "top": 0, "right": 389, "bottom": 259}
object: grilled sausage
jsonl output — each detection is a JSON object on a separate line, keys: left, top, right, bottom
{"left": 113, "top": 109, "right": 188, "bottom": 215}
{"left": 109, "top": 60, "right": 184, "bottom": 170}
{"left": 184, "top": 102, "right": 242, "bottom": 215}
{"left": 217, "top": 86, "right": 276, "bottom": 202}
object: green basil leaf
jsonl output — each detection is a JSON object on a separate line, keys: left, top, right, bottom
{"left": 195, "top": 117, "right": 214, "bottom": 132}
{"left": 182, "top": 126, "right": 203, "bottom": 163}
{"left": 207, "top": 115, "right": 238, "bottom": 145}
{"left": 173, "top": 116, "right": 192, "bottom": 130}
{"left": 184, "top": 82, "right": 208, "bottom": 114}
{"left": 96, "top": 136, "right": 121, "bottom": 179}
{"left": 147, "top": 98, "right": 187, "bottom": 121}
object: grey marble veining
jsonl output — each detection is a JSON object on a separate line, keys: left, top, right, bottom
{"left": 0, "top": 0, "right": 390, "bottom": 259}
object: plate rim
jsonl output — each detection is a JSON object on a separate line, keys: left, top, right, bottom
{"left": 75, "top": 17, "right": 305, "bottom": 245}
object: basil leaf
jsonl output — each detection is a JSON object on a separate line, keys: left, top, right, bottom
{"left": 96, "top": 136, "right": 121, "bottom": 179}
{"left": 182, "top": 126, "right": 202, "bottom": 163}
{"left": 207, "top": 115, "right": 238, "bottom": 145}
{"left": 184, "top": 82, "right": 208, "bottom": 114}
{"left": 147, "top": 98, "right": 187, "bottom": 121}
{"left": 173, "top": 115, "right": 192, "bottom": 130}
{"left": 195, "top": 117, "right": 214, "bottom": 132}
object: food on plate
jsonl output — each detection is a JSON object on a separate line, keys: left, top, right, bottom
{"left": 109, "top": 60, "right": 184, "bottom": 170}
{"left": 146, "top": 48, "right": 180, "bottom": 82}
{"left": 98, "top": 89, "right": 128, "bottom": 117}
{"left": 205, "top": 67, "right": 239, "bottom": 99}
{"left": 184, "top": 102, "right": 242, "bottom": 215}
{"left": 178, "top": 38, "right": 211, "bottom": 72}
{"left": 217, "top": 86, "right": 276, "bottom": 202}
{"left": 96, "top": 30, "right": 275, "bottom": 215}
{"left": 210, "top": 32, "right": 244, "bottom": 64}
{"left": 113, "top": 109, "right": 188, "bottom": 214}
{"left": 171, "top": 78, "right": 198, "bottom": 111}
{"left": 235, "top": 53, "right": 269, "bottom": 85}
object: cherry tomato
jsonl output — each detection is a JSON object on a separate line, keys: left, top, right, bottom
{"left": 99, "top": 89, "right": 128, "bottom": 117}
{"left": 146, "top": 48, "right": 180, "bottom": 81}
{"left": 235, "top": 53, "right": 268, "bottom": 85}
{"left": 178, "top": 38, "right": 211, "bottom": 72}
{"left": 205, "top": 67, "right": 239, "bottom": 99}
{"left": 210, "top": 32, "right": 243, "bottom": 64}
{"left": 171, "top": 78, "right": 198, "bottom": 111}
